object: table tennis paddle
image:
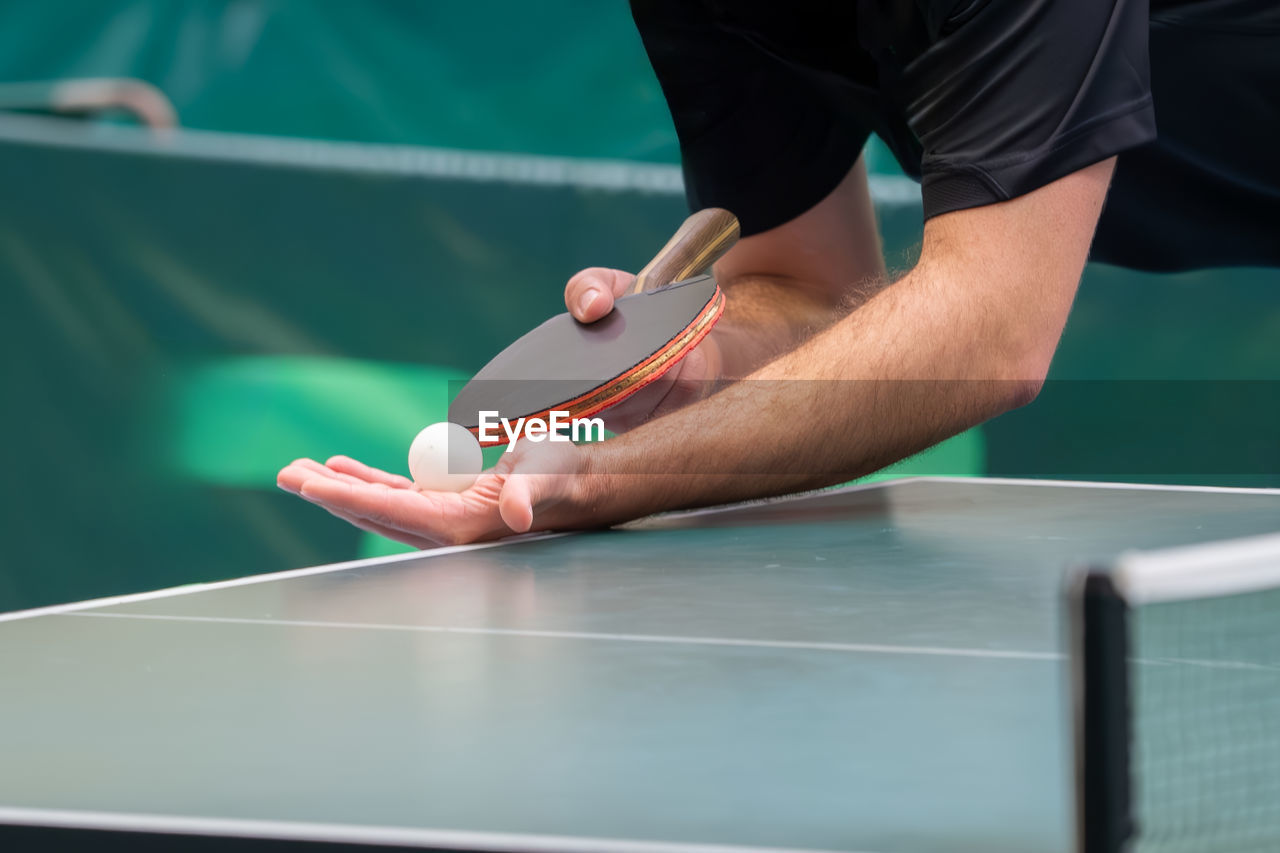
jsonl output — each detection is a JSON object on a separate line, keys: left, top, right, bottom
{"left": 448, "top": 208, "right": 740, "bottom": 446}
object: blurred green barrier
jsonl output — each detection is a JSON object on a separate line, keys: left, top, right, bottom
{"left": 0, "top": 1, "right": 912, "bottom": 179}
{"left": 990, "top": 263, "right": 1280, "bottom": 489}
{"left": 0, "top": 1, "right": 680, "bottom": 161}
{"left": 0, "top": 114, "right": 677, "bottom": 610}
{"left": 157, "top": 357, "right": 470, "bottom": 486}
{"left": 156, "top": 355, "right": 514, "bottom": 560}
{"left": 859, "top": 432, "right": 987, "bottom": 486}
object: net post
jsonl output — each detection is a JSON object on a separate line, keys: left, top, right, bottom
{"left": 1068, "top": 567, "right": 1134, "bottom": 853}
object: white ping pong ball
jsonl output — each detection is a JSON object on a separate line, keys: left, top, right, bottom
{"left": 408, "top": 422, "right": 482, "bottom": 492}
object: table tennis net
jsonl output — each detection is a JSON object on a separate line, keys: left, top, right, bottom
{"left": 1072, "top": 534, "right": 1280, "bottom": 853}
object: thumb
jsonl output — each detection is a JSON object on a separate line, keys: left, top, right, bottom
{"left": 496, "top": 440, "right": 585, "bottom": 533}
{"left": 498, "top": 472, "right": 536, "bottom": 533}
{"left": 565, "top": 267, "right": 634, "bottom": 323}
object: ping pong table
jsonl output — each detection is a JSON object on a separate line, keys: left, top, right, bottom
{"left": 1, "top": 477, "right": 1277, "bottom": 853}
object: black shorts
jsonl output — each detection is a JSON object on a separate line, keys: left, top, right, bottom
{"left": 632, "top": 0, "right": 1280, "bottom": 271}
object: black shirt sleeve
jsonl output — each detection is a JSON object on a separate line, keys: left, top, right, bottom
{"left": 907, "top": 0, "right": 1157, "bottom": 220}
{"left": 630, "top": 1, "right": 872, "bottom": 236}
{"left": 632, "top": 0, "right": 1157, "bottom": 234}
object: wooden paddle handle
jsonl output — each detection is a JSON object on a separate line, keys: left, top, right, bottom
{"left": 629, "top": 208, "right": 740, "bottom": 295}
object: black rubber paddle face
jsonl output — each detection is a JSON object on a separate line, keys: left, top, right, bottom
{"left": 448, "top": 275, "right": 721, "bottom": 438}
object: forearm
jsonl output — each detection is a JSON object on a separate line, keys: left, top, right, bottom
{"left": 572, "top": 261, "right": 1022, "bottom": 522}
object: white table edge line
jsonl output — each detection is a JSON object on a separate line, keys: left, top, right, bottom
{"left": 913, "top": 476, "right": 1280, "bottom": 495}
{"left": 60, "top": 611, "right": 1063, "bottom": 661}
{"left": 0, "top": 533, "right": 572, "bottom": 624}
{"left": 647, "top": 476, "right": 1280, "bottom": 524}
{"left": 0, "top": 807, "right": 871, "bottom": 853}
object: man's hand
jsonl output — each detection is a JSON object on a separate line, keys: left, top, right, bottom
{"left": 276, "top": 440, "right": 589, "bottom": 547}
{"left": 562, "top": 158, "right": 885, "bottom": 432}
{"left": 563, "top": 267, "right": 724, "bottom": 432}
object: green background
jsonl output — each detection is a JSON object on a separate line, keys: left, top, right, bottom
{"left": 0, "top": 1, "right": 1275, "bottom": 612}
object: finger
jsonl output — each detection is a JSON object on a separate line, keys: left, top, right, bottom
{"left": 278, "top": 459, "right": 324, "bottom": 494}
{"left": 497, "top": 441, "right": 583, "bottom": 533}
{"left": 597, "top": 371, "right": 686, "bottom": 433}
{"left": 651, "top": 347, "right": 715, "bottom": 419}
{"left": 312, "top": 502, "right": 438, "bottom": 550}
{"left": 299, "top": 476, "right": 455, "bottom": 540}
{"left": 281, "top": 461, "right": 452, "bottom": 547}
{"left": 293, "top": 474, "right": 441, "bottom": 547}
{"left": 277, "top": 460, "right": 374, "bottom": 498}
{"left": 600, "top": 337, "right": 721, "bottom": 432}
{"left": 565, "top": 267, "right": 634, "bottom": 323}
{"left": 326, "top": 455, "right": 415, "bottom": 489}
{"left": 295, "top": 458, "right": 386, "bottom": 488}
{"left": 498, "top": 474, "right": 536, "bottom": 533}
